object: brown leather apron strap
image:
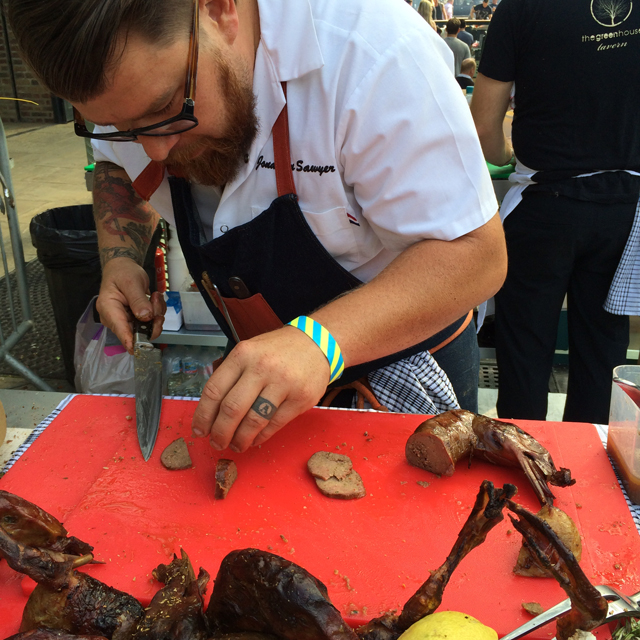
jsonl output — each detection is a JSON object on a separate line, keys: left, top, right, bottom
{"left": 273, "top": 83, "right": 297, "bottom": 197}
{"left": 429, "top": 309, "right": 473, "bottom": 354}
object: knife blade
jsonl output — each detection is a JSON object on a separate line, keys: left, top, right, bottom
{"left": 133, "top": 319, "right": 162, "bottom": 461}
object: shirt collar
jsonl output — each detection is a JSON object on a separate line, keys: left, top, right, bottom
{"left": 256, "top": 0, "right": 324, "bottom": 82}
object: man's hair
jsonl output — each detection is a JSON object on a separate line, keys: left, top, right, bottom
{"left": 461, "top": 57, "right": 476, "bottom": 75}
{"left": 459, "top": 18, "right": 467, "bottom": 28}
{"left": 6, "top": 0, "right": 193, "bottom": 102}
{"left": 446, "top": 18, "right": 461, "bottom": 34}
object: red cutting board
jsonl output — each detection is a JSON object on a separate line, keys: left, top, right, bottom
{"left": 0, "top": 395, "right": 638, "bottom": 640}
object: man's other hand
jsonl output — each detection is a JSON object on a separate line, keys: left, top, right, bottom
{"left": 191, "top": 326, "right": 331, "bottom": 452}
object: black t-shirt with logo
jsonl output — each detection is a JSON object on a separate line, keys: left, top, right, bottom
{"left": 479, "top": 0, "right": 640, "bottom": 199}
{"left": 473, "top": 4, "right": 493, "bottom": 19}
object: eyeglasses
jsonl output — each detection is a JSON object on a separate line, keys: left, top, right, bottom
{"left": 74, "top": 0, "right": 199, "bottom": 142}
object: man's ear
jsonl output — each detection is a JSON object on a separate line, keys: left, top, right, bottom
{"left": 201, "top": 0, "right": 239, "bottom": 44}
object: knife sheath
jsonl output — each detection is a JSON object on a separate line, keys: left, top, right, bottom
{"left": 202, "top": 272, "right": 283, "bottom": 341}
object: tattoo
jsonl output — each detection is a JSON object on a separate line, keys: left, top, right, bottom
{"left": 93, "top": 161, "right": 158, "bottom": 267}
{"left": 100, "top": 246, "right": 144, "bottom": 266}
{"left": 251, "top": 396, "right": 277, "bottom": 419}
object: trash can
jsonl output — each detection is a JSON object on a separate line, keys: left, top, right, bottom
{"left": 30, "top": 205, "right": 160, "bottom": 385}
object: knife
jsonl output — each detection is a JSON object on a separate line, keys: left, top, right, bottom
{"left": 133, "top": 319, "right": 162, "bottom": 461}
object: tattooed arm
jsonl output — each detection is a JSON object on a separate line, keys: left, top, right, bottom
{"left": 93, "top": 161, "right": 165, "bottom": 353}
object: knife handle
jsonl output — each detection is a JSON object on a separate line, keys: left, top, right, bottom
{"left": 133, "top": 319, "right": 154, "bottom": 349}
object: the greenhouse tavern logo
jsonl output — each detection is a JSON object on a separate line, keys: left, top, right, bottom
{"left": 591, "top": 0, "right": 632, "bottom": 26}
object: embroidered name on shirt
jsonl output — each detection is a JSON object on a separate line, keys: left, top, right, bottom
{"left": 256, "top": 155, "right": 336, "bottom": 177}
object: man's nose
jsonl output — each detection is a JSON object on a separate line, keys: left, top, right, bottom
{"left": 137, "top": 134, "right": 180, "bottom": 162}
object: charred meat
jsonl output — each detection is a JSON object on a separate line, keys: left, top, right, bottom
{"left": 206, "top": 548, "right": 359, "bottom": 640}
{"left": 507, "top": 500, "right": 608, "bottom": 640}
{"left": 357, "top": 480, "right": 517, "bottom": 640}
{"left": 0, "top": 490, "right": 93, "bottom": 557}
{"left": 132, "top": 550, "right": 209, "bottom": 640}
{"left": 406, "top": 410, "right": 575, "bottom": 506}
{"left": 472, "top": 414, "right": 575, "bottom": 506}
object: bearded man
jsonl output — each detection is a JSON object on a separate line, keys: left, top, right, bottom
{"left": 8, "top": 0, "right": 505, "bottom": 451}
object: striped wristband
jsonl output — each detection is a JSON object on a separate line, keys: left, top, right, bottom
{"left": 288, "top": 316, "right": 345, "bottom": 384}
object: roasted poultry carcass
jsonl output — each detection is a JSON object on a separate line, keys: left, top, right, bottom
{"left": 356, "top": 480, "right": 516, "bottom": 640}
{"left": 406, "top": 409, "right": 575, "bottom": 505}
{"left": 506, "top": 500, "right": 608, "bottom": 640}
{"left": 206, "top": 548, "right": 359, "bottom": 640}
{"left": 132, "top": 550, "right": 210, "bottom": 640}
{"left": 0, "top": 490, "right": 94, "bottom": 558}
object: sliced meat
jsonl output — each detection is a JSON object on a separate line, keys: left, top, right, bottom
{"left": 160, "top": 437, "right": 193, "bottom": 471}
{"left": 307, "top": 451, "right": 354, "bottom": 481}
{"left": 308, "top": 452, "right": 366, "bottom": 500}
{"left": 215, "top": 460, "right": 238, "bottom": 499}
{"left": 405, "top": 410, "right": 477, "bottom": 476}
{"left": 514, "top": 505, "right": 582, "bottom": 577}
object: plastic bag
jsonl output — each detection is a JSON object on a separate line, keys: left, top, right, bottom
{"left": 74, "top": 297, "right": 135, "bottom": 394}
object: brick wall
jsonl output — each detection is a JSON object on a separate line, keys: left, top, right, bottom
{"left": 0, "top": 2, "right": 56, "bottom": 123}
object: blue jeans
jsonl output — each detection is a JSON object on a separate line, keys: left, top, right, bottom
{"left": 431, "top": 318, "right": 480, "bottom": 413}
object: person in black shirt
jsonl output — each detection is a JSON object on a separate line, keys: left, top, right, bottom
{"left": 471, "top": 0, "right": 640, "bottom": 424}
{"left": 469, "top": 0, "right": 492, "bottom": 20}
{"left": 456, "top": 58, "right": 476, "bottom": 90}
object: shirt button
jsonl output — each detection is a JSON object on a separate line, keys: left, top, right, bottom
{"left": 220, "top": 225, "right": 229, "bottom": 233}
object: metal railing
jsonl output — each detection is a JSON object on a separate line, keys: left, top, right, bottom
{"left": 0, "top": 118, "right": 54, "bottom": 391}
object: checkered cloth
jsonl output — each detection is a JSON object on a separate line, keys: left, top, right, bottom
{"left": 604, "top": 195, "right": 640, "bottom": 316}
{"left": 367, "top": 349, "right": 459, "bottom": 415}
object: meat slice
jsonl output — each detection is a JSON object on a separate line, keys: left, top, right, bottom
{"left": 307, "top": 452, "right": 366, "bottom": 500}
{"left": 160, "top": 437, "right": 192, "bottom": 470}
{"left": 215, "top": 460, "right": 238, "bottom": 499}
{"left": 405, "top": 410, "right": 477, "bottom": 476}
{"left": 308, "top": 451, "right": 354, "bottom": 481}
{"left": 514, "top": 505, "right": 582, "bottom": 577}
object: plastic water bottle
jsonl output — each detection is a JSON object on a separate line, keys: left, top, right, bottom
{"left": 466, "top": 85, "right": 474, "bottom": 106}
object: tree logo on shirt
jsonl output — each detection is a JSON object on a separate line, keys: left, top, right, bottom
{"left": 591, "top": 0, "right": 632, "bottom": 26}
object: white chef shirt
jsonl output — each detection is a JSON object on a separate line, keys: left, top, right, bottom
{"left": 92, "top": 0, "right": 498, "bottom": 283}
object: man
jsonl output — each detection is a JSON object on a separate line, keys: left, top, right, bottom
{"left": 469, "top": 0, "right": 492, "bottom": 20}
{"left": 9, "top": 0, "right": 505, "bottom": 451}
{"left": 443, "top": 19, "right": 471, "bottom": 77}
{"left": 456, "top": 58, "right": 476, "bottom": 91}
{"left": 457, "top": 19, "right": 475, "bottom": 47}
{"left": 471, "top": 0, "right": 640, "bottom": 424}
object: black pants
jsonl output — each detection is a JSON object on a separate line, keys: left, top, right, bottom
{"left": 495, "top": 192, "right": 635, "bottom": 424}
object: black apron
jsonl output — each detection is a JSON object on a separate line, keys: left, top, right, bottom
{"left": 170, "top": 87, "right": 468, "bottom": 386}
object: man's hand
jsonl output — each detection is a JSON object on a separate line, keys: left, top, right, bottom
{"left": 96, "top": 257, "right": 166, "bottom": 354}
{"left": 192, "top": 325, "right": 331, "bottom": 452}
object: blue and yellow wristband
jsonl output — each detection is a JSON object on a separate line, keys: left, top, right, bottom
{"left": 287, "top": 316, "right": 345, "bottom": 384}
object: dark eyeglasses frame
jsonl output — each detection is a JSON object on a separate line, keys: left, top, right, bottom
{"left": 73, "top": 0, "right": 199, "bottom": 142}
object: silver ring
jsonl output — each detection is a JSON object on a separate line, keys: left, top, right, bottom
{"left": 251, "top": 396, "right": 277, "bottom": 419}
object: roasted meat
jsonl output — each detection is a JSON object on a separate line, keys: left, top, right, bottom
{"left": 6, "top": 630, "right": 107, "bottom": 640}
{"left": 507, "top": 500, "right": 608, "bottom": 640}
{"left": 0, "top": 527, "right": 92, "bottom": 591}
{"left": 405, "top": 410, "right": 477, "bottom": 477}
{"left": 0, "top": 490, "right": 93, "bottom": 557}
{"left": 205, "top": 548, "right": 359, "bottom": 640}
{"left": 472, "top": 414, "right": 575, "bottom": 506}
{"left": 406, "top": 410, "right": 575, "bottom": 506}
{"left": 20, "top": 572, "right": 144, "bottom": 639}
{"left": 513, "top": 505, "right": 582, "bottom": 577}
{"left": 131, "top": 550, "right": 209, "bottom": 640}
{"left": 357, "top": 480, "right": 517, "bottom": 640}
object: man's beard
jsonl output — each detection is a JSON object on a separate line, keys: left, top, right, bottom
{"left": 165, "top": 51, "right": 259, "bottom": 187}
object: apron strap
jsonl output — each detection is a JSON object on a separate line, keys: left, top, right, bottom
{"left": 273, "top": 83, "right": 297, "bottom": 197}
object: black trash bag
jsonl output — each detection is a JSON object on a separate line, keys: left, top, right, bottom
{"left": 30, "top": 205, "right": 160, "bottom": 385}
